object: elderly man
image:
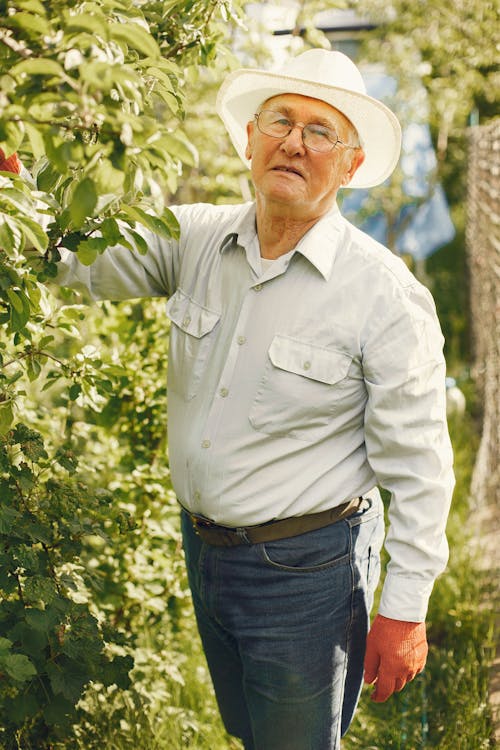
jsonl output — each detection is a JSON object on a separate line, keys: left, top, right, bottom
{"left": 3, "top": 49, "right": 454, "bottom": 750}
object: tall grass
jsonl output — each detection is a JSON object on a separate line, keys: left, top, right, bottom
{"left": 71, "top": 409, "right": 495, "bottom": 750}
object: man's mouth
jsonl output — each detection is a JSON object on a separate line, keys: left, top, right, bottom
{"left": 272, "top": 165, "right": 304, "bottom": 178}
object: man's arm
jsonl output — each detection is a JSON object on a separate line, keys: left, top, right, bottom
{"left": 0, "top": 149, "right": 179, "bottom": 301}
{"left": 361, "top": 280, "right": 455, "bottom": 701}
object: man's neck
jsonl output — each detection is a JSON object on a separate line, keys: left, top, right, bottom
{"left": 255, "top": 198, "right": 335, "bottom": 259}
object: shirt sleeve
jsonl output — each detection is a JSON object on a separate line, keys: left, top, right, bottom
{"left": 55, "top": 218, "right": 181, "bottom": 301}
{"left": 362, "top": 280, "right": 455, "bottom": 622}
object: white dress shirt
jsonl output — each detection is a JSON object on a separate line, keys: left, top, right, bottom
{"left": 57, "top": 201, "right": 455, "bottom": 621}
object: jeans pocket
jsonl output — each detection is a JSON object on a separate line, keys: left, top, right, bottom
{"left": 260, "top": 521, "right": 351, "bottom": 572}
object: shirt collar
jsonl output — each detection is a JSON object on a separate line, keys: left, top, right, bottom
{"left": 220, "top": 202, "right": 344, "bottom": 281}
{"left": 293, "top": 204, "right": 343, "bottom": 281}
{"left": 220, "top": 203, "right": 262, "bottom": 276}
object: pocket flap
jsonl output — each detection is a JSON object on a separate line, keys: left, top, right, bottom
{"left": 268, "top": 335, "right": 352, "bottom": 385}
{"left": 166, "top": 288, "right": 220, "bottom": 338}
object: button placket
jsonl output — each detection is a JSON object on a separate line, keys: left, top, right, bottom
{"left": 200, "top": 285, "right": 256, "bottom": 467}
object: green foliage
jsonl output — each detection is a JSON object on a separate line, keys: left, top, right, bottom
{"left": 0, "top": 0, "right": 244, "bottom": 745}
{"left": 0, "top": 422, "right": 133, "bottom": 749}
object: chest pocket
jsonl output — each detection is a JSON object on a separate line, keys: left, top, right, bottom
{"left": 166, "top": 288, "right": 220, "bottom": 400}
{"left": 249, "top": 334, "right": 359, "bottom": 441}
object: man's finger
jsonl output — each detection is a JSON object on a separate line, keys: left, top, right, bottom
{"left": 363, "top": 634, "right": 380, "bottom": 684}
{"left": 395, "top": 677, "right": 406, "bottom": 692}
{"left": 370, "top": 673, "right": 395, "bottom": 703}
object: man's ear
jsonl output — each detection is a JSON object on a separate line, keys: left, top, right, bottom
{"left": 343, "top": 149, "right": 365, "bottom": 186}
{"left": 245, "top": 121, "right": 254, "bottom": 160}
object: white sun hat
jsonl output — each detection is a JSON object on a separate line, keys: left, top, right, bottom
{"left": 216, "top": 48, "right": 402, "bottom": 189}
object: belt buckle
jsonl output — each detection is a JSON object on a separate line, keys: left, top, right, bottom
{"left": 235, "top": 526, "right": 252, "bottom": 544}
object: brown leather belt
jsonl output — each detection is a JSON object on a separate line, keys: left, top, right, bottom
{"left": 188, "top": 497, "right": 364, "bottom": 547}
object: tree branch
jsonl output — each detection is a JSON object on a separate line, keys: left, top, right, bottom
{"left": 0, "top": 28, "right": 32, "bottom": 58}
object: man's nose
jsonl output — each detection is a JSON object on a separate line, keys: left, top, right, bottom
{"left": 280, "top": 124, "right": 306, "bottom": 155}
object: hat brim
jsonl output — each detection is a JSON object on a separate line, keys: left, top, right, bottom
{"left": 216, "top": 68, "right": 402, "bottom": 189}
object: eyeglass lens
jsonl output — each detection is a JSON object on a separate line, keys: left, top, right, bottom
{"left": 256, "top": 110, "right": 339, "bottom": 152}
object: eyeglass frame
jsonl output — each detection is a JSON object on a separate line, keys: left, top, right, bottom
{"left": 254, "top": 109, "right": 361, "bottom": 153}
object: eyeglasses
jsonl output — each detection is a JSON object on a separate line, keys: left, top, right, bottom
{"left": 254, "top": 109, "right": 360, "bottom": 153}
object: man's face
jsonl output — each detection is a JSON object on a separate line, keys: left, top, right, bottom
{"left": 245, "top": 94, "right": 364, "bottom": 221}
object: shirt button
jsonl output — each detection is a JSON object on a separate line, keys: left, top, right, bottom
{"left": 219, "top": 387, "right": 229, "bottom": 398}
{"left": 237, "top": 335, "right": 246, "bottom": 345}
{"left": 201, "top": 439, "right": 211, "bottom": 449}
{"left": 303, "top": 361, "right": 311, "bottom": 370}
{"left": 254, "top": 284, "right": 263, "bottom": 292}
{"left": 182, "top": 315, "right": 191, "bottom": 327}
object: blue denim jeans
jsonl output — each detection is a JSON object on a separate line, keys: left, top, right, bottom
{"left": 181, "top": 494, "right": 384, "bottom": 750}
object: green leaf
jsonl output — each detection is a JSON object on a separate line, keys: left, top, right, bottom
{"left": 10, "top": 58, "right": 65, "bottom": 78}
{"left": 127, "top": 228, "right": 148, "bottom": 255}
{"left": 7, "top": 288, "right": 31, "bottom": 332}
{"left": 6, "top": 620, "right": 46, "bottom": 658}
{"left": 110, "top": 22, "right": 161, "bottom": 58}
{"left": 70, "top": 178, "right": 98, "bottom": 229}
{"left": 36, "top": 160, "right": 61, "bottom": 192}
{"left": 4, "top": 691, "right": 39, "bottom": 724}
{"left": 13, "top": 423, "right": 48, "bottom": 460}
{"left": 100, "top": 217, "right": 122, "bottom": 245}
{"left": 0, "top": 505, "right": 21, "bottom": 536}
{"left": 38, "top": 334, "right": 55, "bottom": 348}
{"left": 100, "top": 653, "right": 133, "bottom": 690}
{"left": 6, "top": 287, "right": 23, "bottom": 314}
{"left": 79, "top": 62, "right": 113, "bottom": 91}
{"left": 120, "top": 204, "right": 179, "bottom": 240}
{"left": 26, "top": 356, "right": 42, "bottom": 382}
{"left": 55, "top": 447, "right": 78, "bottom": 473}
{"left": 43, "top": 134, "right": 84, "bottom": 173}
{"left": 64, "top": 12, "right": 108, "bottom": 38}
{"left": 23, "top": 575, "right": 58, "bottom": 605}
{"left": 0, "top": 637, "right": 13, "bottom": 654}
{"left": 24, "top": 122, "right": 45, "bottom": 161}
{"left": 0, "top": 568, "right": 18, "bottom": 596}
{"left": 42, "top": 694, "right": 76, "bottom": 728}
{"left": 1, "top": 652, "right": 37, "bottom": 682}
{"left": 153, "top": 132, "right": 199, "bottom": 168}
{"left": 76, "top": 237, "right": 108, "bottom": 265}
{"left": 0, "top": 218, "right": 16, "bottom": 252}
{"left": 16, "top": 0, "right": 46, "bottom": 14}
{"left": 46, "top": 656, "right": 88, "bottom": 702}
{"left": 93, "top": 159, "right": 125, "bottom": 194}
{"left": 68, "top": 383, "right": 82, "bottom": 401}
{"left": 160, "top": 207, "right": 181, "bottom": 240}
{"left": 7, "top": 11, "right": 47, "bottom": 35}
{"left": 0, "top": 401, "right": 14, "bottom": 436}
{"left": 25, "top": 607, "right": 58, "bottom": 632}
{"left": 15, "top": 216, "right": 48, "bottom": 252}
{"left": 0, "top": 120, "right": 25, "bottom": 156}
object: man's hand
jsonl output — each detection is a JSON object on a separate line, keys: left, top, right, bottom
{"left": 364, "top": 614, "right": 428, "bottom": 702}
{"left": 0, "top": 149, "right": 21, "bottom": 174}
